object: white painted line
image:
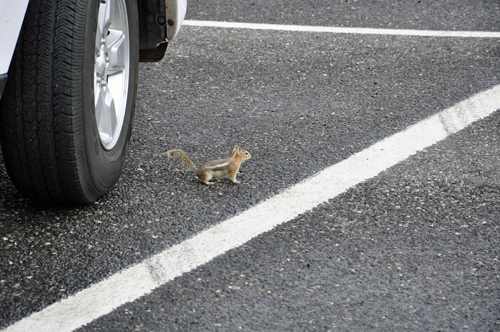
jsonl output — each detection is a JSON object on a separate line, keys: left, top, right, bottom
{"left": 183, "top": 20, "right": 500, "bottom": 38}
{"left": 4, "top": 84, "right": 500, "bottom": 332}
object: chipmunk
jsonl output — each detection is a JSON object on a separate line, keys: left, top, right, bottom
{"left": 167, "top": 145, "right": 251, "bottom": 184}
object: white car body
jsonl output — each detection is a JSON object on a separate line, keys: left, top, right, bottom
{"left": 0, "top": 0, "right": 30, "bottom": 92}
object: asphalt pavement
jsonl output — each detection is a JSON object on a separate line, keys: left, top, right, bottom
{"left": 1, "top": 0, "right": 499, "bottom": 331}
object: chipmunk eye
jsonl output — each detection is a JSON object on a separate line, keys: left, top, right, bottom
{"left": 245, "top": 152, "right": 249, "bottom": 156}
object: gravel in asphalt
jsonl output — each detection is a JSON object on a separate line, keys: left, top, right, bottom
{"left": 1, "top": 5, "right": 499, "bottom": 330}
{"left": 78, "top": 110, "right": 500, "bottom": 332}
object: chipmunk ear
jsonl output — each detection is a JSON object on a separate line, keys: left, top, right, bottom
{"left": 231, "top": 145, "right": 239, "bottom": 155}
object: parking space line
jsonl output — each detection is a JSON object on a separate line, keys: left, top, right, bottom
{"left": 183, "top": 20, "right": 500, "bottom": 38}
{"left": 3, "top": 81, "right": 500, "bottom": 332}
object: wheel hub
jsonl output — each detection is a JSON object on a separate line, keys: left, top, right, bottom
{"left": 95, "top": 43, "right": 109, "bottom": 84}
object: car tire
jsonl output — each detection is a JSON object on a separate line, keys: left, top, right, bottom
{"left": 0, "top": 0, "right": 139, "bottom": 204}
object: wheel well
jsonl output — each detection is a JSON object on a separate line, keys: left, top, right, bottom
{"left": 138, "top": 0, "right": 168, "bottom": 62}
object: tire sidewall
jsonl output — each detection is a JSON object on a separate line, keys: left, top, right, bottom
{"left": 83, "top": 0, "right": 139, "bottom": 192}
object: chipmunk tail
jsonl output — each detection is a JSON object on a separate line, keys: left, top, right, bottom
{"left": 167, "top": 149, "right": 198, "bottom": 172}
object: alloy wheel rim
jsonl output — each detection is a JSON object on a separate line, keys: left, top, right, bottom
{"left": 94, "top": 0, "right": 130, "bottom": 150}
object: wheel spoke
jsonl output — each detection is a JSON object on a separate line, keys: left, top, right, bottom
{"left": 107, "top": 29, "right": 126, "bottom": 75}
{"left": 95, "top": 85, "right": 117, "bottom": 145}
{"left": 99, "top": 0, "right": 115, "bottom": 35}
{"left": 96, "top": 0, "right": 116, "bottom": 53}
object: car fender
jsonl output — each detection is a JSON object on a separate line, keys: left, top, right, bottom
{"left": 165, "top": 0, "right": 187, "bottom": 41}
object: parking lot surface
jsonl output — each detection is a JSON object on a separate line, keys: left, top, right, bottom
{"left": 1, "top": 1, "right": 499, "bottom": 331}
